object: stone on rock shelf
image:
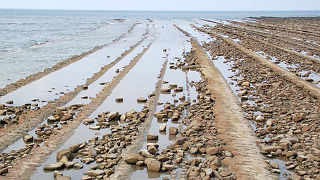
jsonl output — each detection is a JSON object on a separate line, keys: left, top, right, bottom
{"left": 137, "top": 97, "right": 148, "bottom": 103}
{"left": 125, "top": 153, "right": 145, "bottom": 164}
{"left": 147, "top": 133, "right": 158, "bottom": 140}
{"left": 159, "top": 123, "right": 167, "bottom": 132}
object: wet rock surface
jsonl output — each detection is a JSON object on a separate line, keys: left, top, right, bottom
{"left": 200, "top": 24, "right": 320, "bottom": 179}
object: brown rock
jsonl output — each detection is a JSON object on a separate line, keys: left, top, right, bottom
{"left": 125, "top": 153, "right": 145, "bottom": 164}
{"left": 206, "top": 147, "right": 219, "bottom": 155}
{"left": 159, "top": 123, "right": 167, "bottom": 132}
{"left": 85, "top": 170, "right": 105, "bottom": 177}
{"left": 269, "top": 162, "right": 279, "bottom": 169}
{"left": 145, "top": 159, "right": 161, "bottom": 172}
{"left": 147, "top": 133, "right": 158, "bottom": 140}
{"left": 137, "top": 97, "right": 148, "bottom": 103}
{"left": 23, "top": 135, "right": 33, "bottom": 143}
{"left": 57, "top": 148, "right": 72, "bottom": 162}
{"left": 169, "top": 127, "right": 178, "bottom": 135}
{"left": 43, "top": 162, "right": 65, "bottom": 171}
{"left": 107, "top": 111, "right": 119, "bottom": 120}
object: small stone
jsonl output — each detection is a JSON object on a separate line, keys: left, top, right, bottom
{"left": 266, "top": 119, "right": 273, "bottom": 126}
{"left": 162, "top": 164, "right": 174, "bottom": 171}
{"left": 23, "top": 135, "right": 33, "bottom": 143}
{"left": 160, "top": 88, "right": 171, "bottom": 93}
{"left": 101, "top": 154, "right": 117, "bottom": 159}
{"left": 43, "top": 162, "right": 65, "bottom": 171}
{"left": 159, "top": 123, "right": 167, "bottom": 132}
{"left": 115, "top": 98, "right": 123, "bottom": 103}
{"left": 83, "top": 118, "right": 94, "bottom": 124}
{"left": 256, "top": 115, "right": 264, "bottom": 122}
{"left": 47, "top": 116, "right": 57, "bottom": 122}
{"left": 137, "top": 97, "right": 148, "bottom": 103}
{"left": 107, "top": 111, "right": 119, "bottom": 120}
{"left": 169, "top": 127, "right": 178, "bottom": 135}
{"left": 220, "top": 170, "right": 232, "bottom": 177}
{"left": 125, "top": 153, "right": 145, "bottom": 164}
{"left": 206, "top": 147, "right": 220, "bottom": 155}
{"left": 0, "top": 167, "right": 8, "bottom": 175}
{"left": 81, "top": 175, "right": 93, "bottom": 180}
{"left": 0, "top": 110, "right": 6, "bottom": 115}
{"left": 241, "top": 82, "right": 250, "bottom": 87}
{"left": 190, "top": 147, "right": 198, "bottom": 154}
{"left": 89, "top": 126, "right": 101, "bottom": 130}
{"left": 136, "top": 161, "right": 144, "bottom": 166}
{"left": 269, "top": 162, "right": 279, "bottom": 169}
{"left": 56, "top": 176, "right": 71, "bottom": 180}
{"left": 69, "top": 144, "right": 80, "bottom": 153}
{"left": 145, "top": 159, "right": 161, "bottom": 172}
{"left": 147, "top": 145, "right": 158, "bottom": 154}
{"left": 85, "top": 169, "right": 105, "bottom": 177}
{"left": 6, "top": 100, "right": 13, "bottom": 104}
{"left": 73, "top": 163, "right": 83, "bottom": 169}
{"left": 147, "top": 133, "right": 158, "bottom": 140}
{"left": 57, "top": 148, "right": 72, "bottom": 162}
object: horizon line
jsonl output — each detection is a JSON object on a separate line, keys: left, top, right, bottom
{"left": 1, "top": 8, "right": 320, "bottom": 12}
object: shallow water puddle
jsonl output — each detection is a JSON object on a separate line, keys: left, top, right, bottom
{"left": 0, "top": 23, "right": 148, "bottom": 107}
{"left": 66, "top": 34, "right": 154, "bottom": 105}
{"left": 255, "top": 51, "right": 320, "bottom": 88}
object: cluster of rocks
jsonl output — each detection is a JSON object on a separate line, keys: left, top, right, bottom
{"left": 0, "top": 104, "right": 82, "bottom": 176}
{"left": 216, "top": 22, "right": 320, "bottom": 58}
{"left": 0, "top": 145, "right": 33, "bottom": 175}
{"left": 234, "top": 19, "right": 320, "bottom": 45}
{"left": 204, "top": 35, "right": 320, "bottom": 179}
{"left": 43, "top": 107, "right": 150, "bottom": 179}
{"left": 212, "top": 24, "right": 320, "bottom": 85}
{"left": 122, "top": 50, "right": 235, "bottom": 179}
{"left": 125, "top": 79, "right": 235, "bottom": 179}
{"left": 0, "top": 102, "right": 38, "bottom": 126}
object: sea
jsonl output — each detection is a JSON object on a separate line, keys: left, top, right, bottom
{"left": 0, "top": 9, "right": 319, "bottom": 88}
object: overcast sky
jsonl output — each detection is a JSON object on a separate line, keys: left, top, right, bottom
{"left": 1, "top": 0, "right": 320, "bottom": 11}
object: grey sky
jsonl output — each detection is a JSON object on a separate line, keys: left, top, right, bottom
{"left": 1, "top": 0, "right": 320, "bottom": 11}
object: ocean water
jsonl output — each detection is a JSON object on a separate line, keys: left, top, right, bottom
{"left": 0, "top": 9, "right": 319, "bottom": 88}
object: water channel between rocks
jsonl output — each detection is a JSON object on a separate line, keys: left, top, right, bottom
{"left": 30, "top": 20, "right": 190, "bottom": 180}
{"left": 176, "top": 21, "right": 292, "bottom": 180}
